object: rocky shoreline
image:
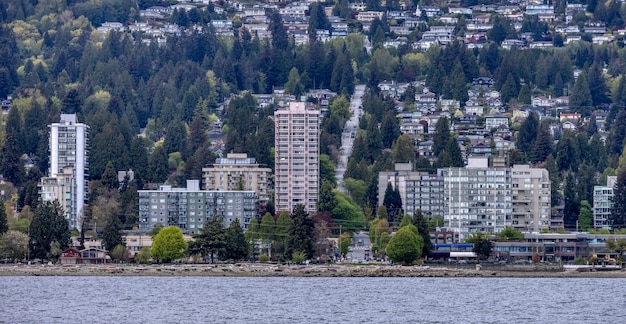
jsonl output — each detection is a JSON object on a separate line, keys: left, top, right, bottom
{"left": 1, "top": 263, "right": 625, "bottom": 278}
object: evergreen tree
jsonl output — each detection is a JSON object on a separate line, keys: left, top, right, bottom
{"left": 221, "top": 219, "right": 248, "bottom": 261}
{"left": 380, "top": 110, "right": 400, "bottom": 148}
{"left": 488, "top": 15, "right": 515, "bottom": 45}
{"left": 29, "top": 201, "right": 70, "bottom": 260}
{"left": 147, "top": 145, "right": 169, "bottom": 183}
{"left": 530, "top": 120, "right": 553, "bottom": 164}
{"left": 545, "top": 154, "right": 561, "bottom": 207}
{"left": 0, "top": 203, "right": 7, "bottom": 236}
{"left": 391, "top": 134, "right": 415, "bottom": 164}
{"left": 446, "top": 137, "right": 465, "bottom": 167}
{"left": 318, "top": 181, "right": 337, "bottom": 213}
{"left": 563, "top": 173, "right": 580, "bottom": 230}
{"left": 1, "top": 131, "right": 24, "bottom": 186}
{"left": 515, "top": 112, "right": 539, "bottom": 156}
{"left": 287, "top": 205, "right": 315, "bottom": 259}
{"left": 518, "top": 84, "right": 531, "bottom": 104}
{"left": 190, "top": 217, "right": 226, "bottom": 263}
{"left": 383, "top": 182, "right": 403, "bottom": 224}
{"left": 610, "top": 168, "right": 626, "bottom": 229}
{"left": 412, "top": 209, "right": 433, "bottom": 257}
{"left": 569, "top": 71, "right": 593, "bottom": 117}
{"left": 366, "top": 117, "right": 383, "bottom": 162}
{"left": 500, "top": 73, "right": 519, "bottom": 104}
{"left": 102, "top": 216, "right": 123, "bottom": 251}
{"left": 163, "top": 117, "right": 187, "bottom": 155}
{"left": 587, "top": 61, "right": 610, "bottom": 107}
{"left": 433, "top": 117, "right": 451, "bottom": 157}
{"left": 268, "top": 10, "right": 289, "bottom": 51}
{"left": 101, "top": 161, "right": 119, "bottom": 190}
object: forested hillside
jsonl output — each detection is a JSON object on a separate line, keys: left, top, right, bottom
{"left": 1, "top": 0, "right": 626, "bottom": 237}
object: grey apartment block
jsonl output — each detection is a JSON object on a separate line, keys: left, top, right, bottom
{"left": 138, "top": 180, "right": 257, "bottom": 233}
{"left": 378, "top": 163, "right": 445, "bottom": 217}
{"left": 440, "top": 161, "right": 512, "bottom": 242}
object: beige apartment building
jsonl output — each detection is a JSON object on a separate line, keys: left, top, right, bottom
{"left": 202, "top": 153, "right": 272, "bottom": 205}
{"left": 510, "top": 164, "right": 551, "bottom": 233}
{"left": 274, "top": 102, "right": 320, "bottom": 214}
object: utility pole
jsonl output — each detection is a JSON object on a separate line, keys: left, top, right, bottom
{"left": 339, "top": 225, "right": 342, "bottom": 261}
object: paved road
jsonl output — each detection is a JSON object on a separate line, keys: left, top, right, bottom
{"left": 335, "top": 85, "right": 365, "bottom": 192}
{"left": 346, "top": 231, "right": 372, "bottom": 262}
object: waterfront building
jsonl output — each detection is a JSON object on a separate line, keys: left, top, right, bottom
{"left": 138, "top": 180, "right": 257, "bottom": 233}
{"left": 510, "top": 164, "right": 551, "bottom": 233}
{"left": 593, "top": 176, "right": 617, "bottom": 229}
{"left": 274, "top": 102, "right": 320, "bottom": 213}
{"left": 40, "top": 114, "right": 89, "bottom": 230}
{"left": 202, "top": 153, "right": 272, "bottom": 205}
{"left": 378, "top": 163, "right": 445, "bottom": 217}
{"left": 440, "top": 157, "right": 512, "bottom": 241}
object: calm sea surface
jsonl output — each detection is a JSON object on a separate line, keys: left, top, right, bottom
{"left": 1, "top": 276, "right": 625, "bottom": 323}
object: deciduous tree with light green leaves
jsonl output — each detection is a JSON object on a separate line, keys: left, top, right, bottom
{"left": 386, "top": 224, "right": 423, "bottom": 265}
{"left": 151, "top": 226, "right": 187, "bottom": 263}
{"left": 578, "top": 200, "right": 593, "bottom": 232}
{"left": 497, "top": 226, "right": 524, "bottom": 241}
{"left": 0, "top": 230, "right": 29, "bottom": 261}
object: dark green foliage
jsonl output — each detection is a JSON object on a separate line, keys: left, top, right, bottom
{"left": 101, "top": 161, "right": 119, "bottom": 190}
{"left": 287, "top": 205, "right": 315, "bottom": 259}
{"left": 545, "top": 154, "right": 562, "bottom": 207}
{"left": 556, "top": 131, "right": 580, "bottom": 172}
{"left": 587, "top": 61, "right": 610, "bottom": 107}
{"left": 432, "top": 117, "right": 450, "bottom": 158}
{"left": 190, "top": 217, "right": 226, "bottom": 263}
{"left": 221, "top": 219, "right": 248, "bottom": 261}
{"left": 488, "top": 15, "right": 516, "bottom": 45}
{"left": 29, "top": 201, "right": 70, "bottom": 260}
{"left": 610, "top": 169, "right": 626, "bottom": 229}
{"left": 163, "top": 117, "right": 187, "bottom": 155}
{"left": 412, "top": 209, "right": 433, "bottom": 257}
{"left": 0, "top": 204, "right": 7, "bottom": 236}
{"left": 467, "top": 233, "right": 492, "bottom": 260}
{"left": 318, "top": 181, "right": 337, "bottom": 213}
{"left": 380, "top": 111, "right": 400, "bottom": 148}
{"left": 530, "top": 120, "right": 553, "bottom": 164}
{"left": 147, "top": 145, "right": 169, "bottom": 183}
{"left": 607, "top": 110, "right": 626, "bottom": 156}
{"left": 569, "top": 71, "right": 593, "bottom": 117}
{"left": 563, "top": 173, "right": 580, "bottom": 231}
{"left": 102, "top": 216, "right": 123, "bottom": 251}
{"left": 383, "top": 182, "right": 403, "bottom": 224}
{"left": 307, "top": 2, "right": 331, "bottom": 40}
{"left": 500, "top": 73, "right": 518, "bottom": 104}
{"left": 437, "top": 137, "right": 464, "bottom": 168}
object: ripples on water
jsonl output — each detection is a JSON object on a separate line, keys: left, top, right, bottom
{"left": 1, "top": 276, "right": 625, "bottom": 323}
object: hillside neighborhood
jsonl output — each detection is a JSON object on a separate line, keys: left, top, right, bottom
{"left": 1, "top": 0, "right": 626, "bottom": 268}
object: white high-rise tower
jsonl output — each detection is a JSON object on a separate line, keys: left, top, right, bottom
{"left": 42, "top": 114, "right": 89, "bottom": 230}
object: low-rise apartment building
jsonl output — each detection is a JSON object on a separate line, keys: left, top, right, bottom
{"left": 138, "top": 180, "right": 257, "bottom": 233}
{"left": 202, "top": 153, "right": 272, "bottom": 205}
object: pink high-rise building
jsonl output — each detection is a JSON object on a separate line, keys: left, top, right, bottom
{"left": 274, "top": 102, "right": 320, "bottom": 214}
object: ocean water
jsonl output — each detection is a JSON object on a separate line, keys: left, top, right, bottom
{"left": 1, "top": 276, "right": 625, "bottom": 323}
